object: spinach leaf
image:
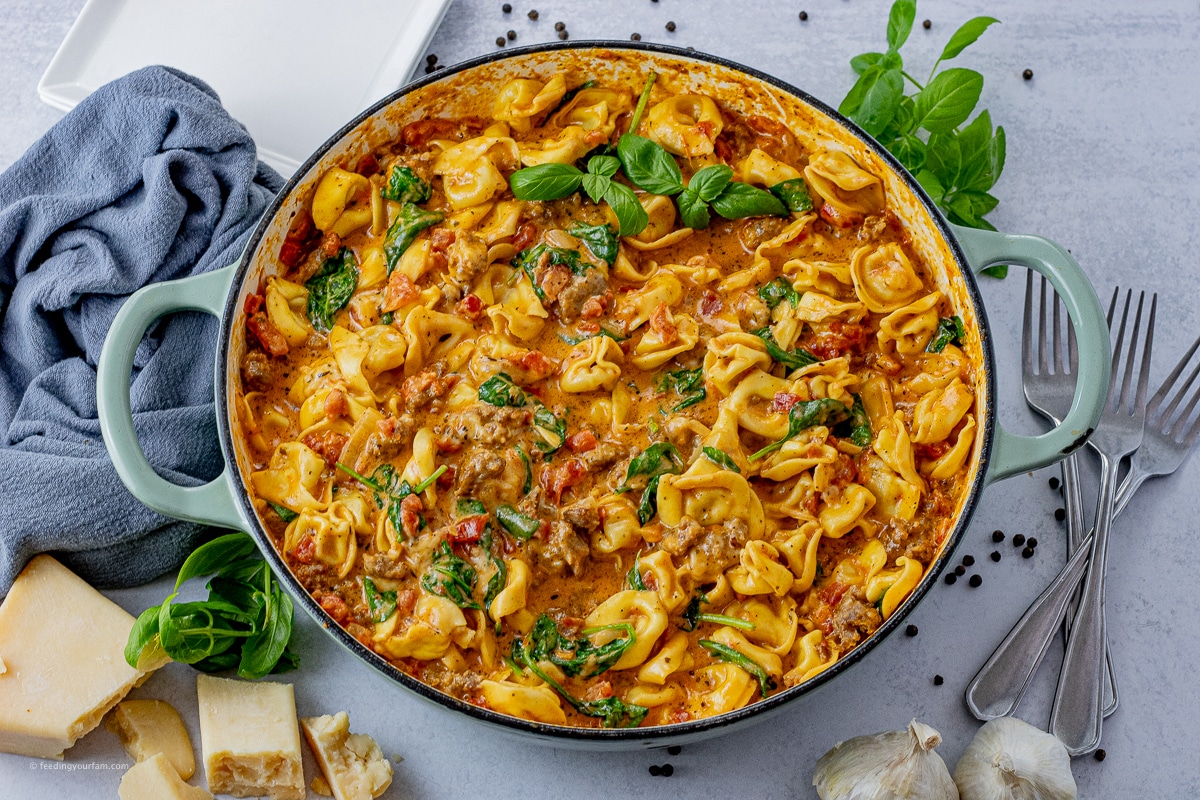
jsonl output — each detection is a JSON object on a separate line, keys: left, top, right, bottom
{"left": 514, "top": 445, "right": 533, "bottom": 494}
{"left": 510, "top": 162, "right": 584, "bottom": 201}
{"left": 637, "top": 474, "right": 664, "bottom": 526}
{"left": 710, "top": 181, "right": 788, "bottom": 220}
{"left": 268, "top": 502, "right": 298, "bottom": 524}
{"left": 770, "top": 178, "right": 814, "bottom": 213}
{"left": 753, "top": 327, "right": 819, "bottom": 371}
{"left": 927, "top": 315, "right": 966, "bottom": 352}
{"left": 846, "top": 394, "right": 873, "bottom": 448}
{"left": 478, "top": 372, "right": 529, "bottom": 407}
{"left": 339, "top": 462, "right": 445, "bottom": 537}
{"left": 757, "top": 277, "right": 800, "bottom": 310}
{"left": 305, "top": 247, "right": 359, "bottom": 332}
{"left": 656, "top": 367, "right": 706, "bottom": 412}
{"left": 483, "top": 556, "right": 507, "bottom": 628}
{"left": 696, "top": 613, "right": 757, "bottom": 631}
{"left": 363, "top": 577, "right": 398, "bottom": 623}
{"left": 382, "top": 165, "right": 432, "bottom": 204}
{"left": 567, "top": 222, "right": 619, "bottom": 265}
{"left": 749, "top": 397, "right": 853, "bottom": 461}
{"left": 521, "top": 614, "right": 636, "bottom": 678}
{"left": 512, "top": 244, "right": 587, "bottom": 301}
{"left": 626, "top": 552, "right": 647, "bottom": 590}
{"left": 512, "top": 638, "right": 648, "bottom": 728}
{"left": 174, "top": 533, "right": 258, "bottom": 592}
{"left": 699, "top": 639, "right": 777, "bottom": 697}
{"left": 680, "top": 592, "right": 706, "bottom": 631}
{"left": 702, "top": 446, "right": 741, "bottom": 473}
{"left": 618, "top": 442, "right": 683, "bottom": 492}
{"left": 559, "top": 327, "right": 628, "bottom": 345}
{"left": 383, "top": 203, "right": 444, "bottom": 274}
{"left": 495, "top": 504, "right": 541, "bottom": 541}
{"left": 532, "top": 405, "right": 567, "bottom": 455}
{"left": 239, "top": 582, "right": 293, "bottom": 680}
{"left": 421, "top": 541, "right": 481, "bottom": 609}
{"left": 456, "top": 498, "right": 487, "bottom": 517}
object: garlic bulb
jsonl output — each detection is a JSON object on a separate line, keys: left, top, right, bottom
{"left": 813, "top": 719, "right": 959, "bottom": 800}
{"left": 953, "top": 717, "right": 1077, "bottom": 800}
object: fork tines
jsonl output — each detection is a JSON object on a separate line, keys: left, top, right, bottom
{"left": 1105, "top": 288, "right": 1156, "bottom": 418}
{"left": 1146, "top": 333, "right": 1200, "bottom": 446}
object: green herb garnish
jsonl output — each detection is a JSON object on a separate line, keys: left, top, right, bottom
{"left": 680, "top": 592, "right": 707, "bottom": 631}
{"left": 337, "top": 462, "right": 445, "bottom": 537}
{"left": 305, "top": 247, "right": 359, "bottom": 332}
{"left": 512, "top": 638, "right": 648, "bottom": 728}
{"left": 769, "top": 177, "right": 814, "bottom": 213}
{"left": 748, "top": 398, "right": 853, "bottom": 461}
{"left": 696, "top": 614, "right": 757, "bottom": 631}
{"left": 383, "top": 203, "right": 444, "bottom": 274}
{"left": 845, "top": 394, "right": 872, "bottom": 448}
{"left": 626, "top": 552, "right": 648, "bottom": 590}
{"left": 757, "top": 277, "right": 800, "bottom": 310}
{"left": 618, "top": 442, "right": 683, "bottom": 492}
{"left": 532, "top": 404, "right": 567, "bottom": 456}
{"left": 519, "top": 614, "right": 637, "bottom": 678}
{"left": 656, "top": 367, "right": 706, "bottom": 412}
{"left": 456, "top": 498, "right": 487, "bottom": 517}
{"left": 752, "top": 327, "right": 819, "bottom": 371}
{"left": 508, "top": 157, "right": 647, "bottom": 236}
{"left": 267, "top": 501, "right": 298, "bottom": 524}
{"left": 363, "top": 577, "right": 398, "bottom": 623}
{"left": 926, "top": 315, "right": 966, "bottom": 353}
{"left": 702, "top": 446, "right": 741, "bottom": 473}
{"left": 382, "top": 165, "right": 432, "bottom": 204}
{"left": 478, "top": 372, "right": 529, "bottom": 408}
{"left": 699, "top": 639, "right": 777, "bottom": 697}
{"left": 421, "top": 541, "right": 481, "bottom": 609}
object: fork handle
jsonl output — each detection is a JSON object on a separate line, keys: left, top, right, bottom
{"left": 952, "top": 226, "right": 1111, "bottom": 483}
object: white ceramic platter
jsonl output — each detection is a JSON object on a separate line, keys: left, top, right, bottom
{"left": 37, "top": 0, "right": 452, "bottom": 176}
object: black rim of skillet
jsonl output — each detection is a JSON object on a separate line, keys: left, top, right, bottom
{"left": 217, "top": 40, "right": 995, "bottom": 741}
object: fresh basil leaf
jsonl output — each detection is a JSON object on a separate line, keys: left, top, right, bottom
{"left": 880, "top": 50, "right": 904, "bottom": 72}
{"left": 568, "top": 222, "right": 619, "bottom": 265}
{"left": 891, "top": 134, "right": 928, "bottom": 173}
{"left": 495, "top": 504, "right": 541, "bottom": 540}
{"left": 913, "top": 68, "right": 984, "bottom": 134}
{"left": 588, "top": 154, "right": 620, "bottom": 178}
{"left": 617, "top": 133, "right": 684, "bottom": 196}
{"left": 699, "top": 639, "right": 777, "bottom": 697}
{"left": 752, "top": 327, "right": 819, "bottom": 371}
{"left": 913, "top": 168, "right": 946, "bottom": 205}
{"left": 363, "top": 577, "right": 398, "bottom": 623}
{"left": 991, "top": 126, "right": 1007, "bottom": 186}
{"left": 382, "top": 165, "right": 432, "bottom": 204}
{"left": 581, "top": 173, "right": 609, "bottom": 204}
{"left": 384, "top": 204, "right": 443, "bottom": 275}
{"left": 846, "top": 65, "right": 905, "bottom": 138}
{"left": 954, "top": 111, "right": 997, "bottom": 192}
{"left": 689, "top": 164, "right": 734, "bottom": 203}
{"left": 421, "top": 541, "right": 481, "bottom": 609}
{"left": 174, "top": 533, "right": 258, "bottom": 592}
{"left": 769, "top": 178, "right": 814, "bottom": 213}
{"left": 710, "top": 181, "right": 788, "bottom": 220}
{"left": 192, "top": 651, "right": 242, "bottom": 673}
{"left": 239, "top": 585, "right": 293, "bottom": 680}
{"left": 927, "top": 315, "right": 966, "bottom": 353}
{"left": 850, "top": 52, "right": 885, "bottom": 75}
{"left": 603, "top": 181, "right": 650, "bottom": 236}
{"left": 880, "top": 95, "right": 917, "bottom": 141}
{"left": 939, "top": 16, "right": 1000, "bottom": 62}
{"left": 676, "top": 188, "right": 711, "bottom": 230}
{"left": 510, "top": 162, "right": 584, "bottom": 201}
{"left": 886, "top": 0, "right": 917, "bottom": 52}
{"left": 305, "top": 247, "right": 359, "bottom": 332}
{"left": 270, "top": 647, "right": 300, "bottom": 674}
{"left": 749, "top": 397, "right": 852, "bottom": 461}
{"left": 124, "top": 605, "right": 162, "bottom": 668}
{"left": 757, "top": 277, "right": 800, "bottom": 310}
{"left": 702, "top": 447, "right": 741, "bottom": 473}
{"left": 926, "top": 132, "right": 963, "bottom": 189}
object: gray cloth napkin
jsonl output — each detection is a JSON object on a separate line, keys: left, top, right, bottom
{"left": 0, "top": 66, "right": 284, "bottom": 596}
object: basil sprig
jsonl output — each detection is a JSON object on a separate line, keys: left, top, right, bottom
{"left": 749, "top": 397, "right": 852, "bottom": 461}
{"left": 841, "top": 0, "right": 1006, "bottom": 273}
{"left": 509, "top": 156, "right": 648, "bottom": 236}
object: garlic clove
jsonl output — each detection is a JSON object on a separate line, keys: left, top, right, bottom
{"left": 953, "top": 717, "right": 1077, "bottom": 800}
{"left": 813, "top": 719, "right": 960, "bottom": 800}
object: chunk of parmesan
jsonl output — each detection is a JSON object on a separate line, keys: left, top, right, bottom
{"left": 118, "top": 751, "right": 213, "bottom": 800}
{"left": 105, "top": 698, "right": 196, "bottom": 779}
{"left": 300, "top": 713, "right": 393, "bottom": 800}
{"left": 0, "top": 555, "right": 156, "bottom": 758}
{"left": 196, "top": 674, "right": 304, "bottom": 800}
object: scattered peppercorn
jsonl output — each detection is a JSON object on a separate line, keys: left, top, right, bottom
{"left": 1054, "top": 507, "right": 1066, "bottom": 522}
{"left": 1049, "top": 476, "right": 1060, "bottom": 490}
{"left": 528, "top": 9, "right": 538, "bottom": 20}
{"left": 554, "top": 21, "right": 565, "bottom": 31}
{"left": 666, "top": 21, "right": 677, "bottom": 31}
{"left": 933, "top": 674, "right": 944, "bottom": 685}
{"left": 426, "top": 54, "right": 438, "bottom": 65}
{"left": 799, "top": 11, "right": 808, "bottom": 20}
{"left": 922, "top": 19, "right": 932, "bottom": 29}
{"left": 1028, "top": 538, "right": 1038, "bottom": 548}
{"left": 661, "top": 764, "right": 675, "bottom": 776}
{"left": 1022, "top": 546, "right": 1035, "bottom": 558}
{"left": 991, "top": 551, "right": 1001, "bottom": 562}
{"left": 648, "top": 764, "right": 661, "bottom": 776}
{"left": 969, "top": 574, "right": 983, "bottom": 588}
{"left": 502, "top": 2, "right": 512, "bottom": 11}
{"left": 558, "top": 30, "right": 569, "bottom": 39}
{"left": 945, "top": 573, "right": 958, "bottom": 585}
{"left": 497, "top": 37, "right": 507, "bottom": 46}
{"left": 1013, "top": 534, "right": 1026, "bottom": 547}
{"left": 667, "top": 745, "right": 682, "bottom": 756}
{"left": 631, "top": 32, "right": 642, "bottom": 40}
{"left": 963, "top": 555, "right": 975, "bottom": 567}
{"left": 507, "top": 30, "right": 516, "bottom": 40}
{"left": 1023, "top": 68, "right": 1034, "bottom": 80}
{"left": 424, "top": 65, "right": 436, "bottom": 74}
{"left": 905, "top": 624, "right": 918, "bottom": 637}
{"left": 1094, "top": 749, "right": 1106, "bottom": 762}
{"left": 954, "top": 565, "right": 966, "bottom": 576}
{"left": 992, "top": 529, "right": 1005, "bottom": 542}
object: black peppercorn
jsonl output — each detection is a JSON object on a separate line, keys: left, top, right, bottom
{"left": 426, "top": 54, "right": 438, "bottom": 64}
{"left": 905, "top": 624, "right": 918, "bottom": 637}
{"left": 554, "top": 21, "right": 565, "bottom": 31}
{"left": 1022, "top": 546, "right": 1035, "bottom": 558}
{"left": 502, "top": 2, "right": 512, "bottom": 11}
{"left": 666, "top": 21, "right": 676, "bottom": 31}
{"left": 955, "top": 565, "right": 966, "bottom": 576}
{"left": 1013, "top": 534, "right": 1026, "bottom": 547}
{"left": 969, "top": 574, "right": 983, "bottom": 588}
{"left": 1094, "top": 749, "right": 1107, "bottom": 761}
{"left": 558, "top": 30, "right": 568, "bottom": 39}
{"left": 1023, "top": 68, "right": 1034, "bottom": 80}
{"left": 799, "top": 11, "right": 808, "bottom": 20}
{"left": 992, "top": 529, "right": 1005, "bottom": 542}
{"left": 991, "top": 551, "right": 1001, "bottom": 562}
{"left": 1054, "top": 507, "right": 1066, "bottom": 522}
{"left": 667, "top": 745, "right": 682, "bottom": 755}
{"left": 922, "top": 19, "right": 931, "bottom": 29}
{"left": 963, "top": 555, "right": 975, "bottom": 567}
{"left": 1028, "top": 537, "right": 1038, "bottom": 548}
{"left": 1049, "top": 476, "right": 1060, "bottom": 490}
{"left": 496, "top": 37, "right": 506, "bottom": 46}
{"left": 507, "top": 30, "right": 516, "bottom": 40}
{"left": 945, "top": 573, "right": 958, "bottom": 585}
{"left": 933, "top": 674, "right": 944, "bottom": 685}
{"left": 631, "top": 32, "right": 642, "bottom": 40}
{"left": 528, "top": 9, "right": 538, "bottom": 19}
{"left": 424, "top": 65, "right": 435, "bottom": 74}
{"left": 648, "top": 765, "right": 661, "bottom": 776}
{"left": 661, "top": 764, "right": 675, "bottom": 777}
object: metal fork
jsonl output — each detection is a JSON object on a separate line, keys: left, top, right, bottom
{"left": 1050, "top": 288, "right": 1155, "bottom": 755}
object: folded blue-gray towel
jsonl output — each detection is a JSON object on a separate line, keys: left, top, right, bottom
{"left": 0, "top": 66, "right": 283, "bottom": 595}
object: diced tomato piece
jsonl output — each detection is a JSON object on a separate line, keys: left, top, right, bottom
{"left": 437, "top": 465, "right": 456, "bottom": 489}
{"left": 667, "top": 709, "right": 692, "bottom": 724}
{"left": 916, "top": 441, "right": 953, "bottom": 461}
{"left": 819, "top": 582, "right": 847, "bottom": 608}
{"left": 290, "top": 536, "right": 316, "bottom": 564}
{"left": 399, "top": 494, "right": 424, "bottom": 539}
{"left": 511, "top": 221, "right": 538, "bottom": 251}
{"left": 302, "top": 431, "right": 348, "bottom": 467}
{"left": 430, "top": 228, "right": 456, "bottom": 253}
{"left": 699, "top": 291, "right": 724, "bottom": 318}
{"left": 318, "top": 593, "right": 350, "bottom": 625}
{"left": 566, "top": 430, "right": 599, "bottom": 453}
{"left": 450, "top": 515, "right": 489, "bottom": 544}
{"left": 515, "top": 349, "right": 556, "bottom": 381}
{"left": 770, "top": 392, "right": 802, "bottom": 414}
{"left": 382, "top": 270, "right": 420, "bottom": 313}
{"left": 324, "top": 389, "right": 348, "bottom": 420}
{"left": 319, "top": 231, "right": 342, "bottom": 259}
{"left": 819, "top": 202, "right": 863, "bottom": 228}
{"left": 457, "top": 293, "right": 485, "bottom": 320}
{"left": 243, "top": 293, "right": 264, "bottom": 315}
{"left": 540, "top": 457, "right": 588, "bottom": 502}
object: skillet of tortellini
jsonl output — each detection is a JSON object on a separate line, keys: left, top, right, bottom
{"left": 238, "top": 66, "right": 978, "bottom": 730}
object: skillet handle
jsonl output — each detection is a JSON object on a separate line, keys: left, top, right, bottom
{"left": 96, "top": 266, "right": 245, "bottom": 530}
{"left": 951, "top": 225, "right": 1111, "bottom": 485}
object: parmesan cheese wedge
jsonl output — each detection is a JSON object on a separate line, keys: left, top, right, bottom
{"left": 300, "top": 712, "right": 393, "bottom": 800}
{"left": 106, "top": 698, "right": 196, "bottom": 779}
{"left": 196, "top": 674, "right": 304, "bottom": 800}
{"left": 118, "top": 751, "right": 214, "bottom": 800}
{"left": 0, "top": 555, "right": 157, "bottom": 758}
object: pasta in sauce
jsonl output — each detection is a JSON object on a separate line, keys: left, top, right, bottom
{"left": 238, "top": 70, "right": 976, "bottom": 729}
